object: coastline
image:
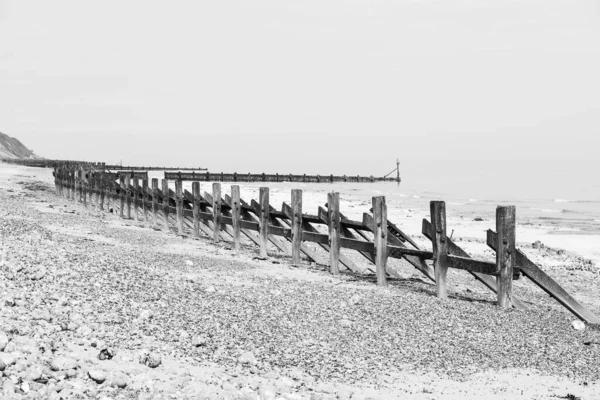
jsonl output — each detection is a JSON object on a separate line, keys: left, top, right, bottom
{"left": 1, "top": 163, "right": 600, "bottom": 399}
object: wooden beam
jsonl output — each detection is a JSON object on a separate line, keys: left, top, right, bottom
{"left": 448, "top": 255, "right": 497, "bottom": 275}
{"left": 176, "top": 180, "right": 184, "bottom": 235}
{"left": 487, "top": 230, "right": 600, "bottom": 323}
{"left": 162, "top": 179, "right": 170, "bottom": 231}
{"left": 372, "top": 196, "right": 388, "bottom": 286}
{"left": 327, "top": 192, "right": 341, "bottom": 275}
{"left": 231, "top": 185, "right": 241, "bottom": 252}
{"left": 119, "top": 174, "right": 125, "bottom": 218}
{"left": 496, "top": 206, "right": 515, "bottom": 309}
{"left": 192, "top": 182, "right": 201, "bottom": 239}
{"left": 142, "top": 178, "right": 148, "bottom": 222}
{"left": 422, "top": 219, "right": 529, "bottom": 311}
{"left": 133, "top": 177, "right": 140, "bottom": 221}
{"left": 151, "top": 179, "right": 159, "bottom": 228}
{"left": 430, "top": 201, "right": 449, "bottom": 299}
{"left": 291, "top": 189, "right": 302, "bottom": 266}
{"left": 259, "top": 187, "right": 269, "bottom": 258}
{"left": 212, "top": 183, "right": 222, "bottom": 243}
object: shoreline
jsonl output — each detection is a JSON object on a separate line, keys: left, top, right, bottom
{"left": 1, "top": 163, "right": 600, "bottom": 399}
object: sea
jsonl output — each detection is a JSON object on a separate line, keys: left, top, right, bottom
{"left": 147, "top": 159, "right": 600, "bottom": 237}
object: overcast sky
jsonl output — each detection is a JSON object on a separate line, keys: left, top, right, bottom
{"left": 0, "top": 0, "right": 598, "bottom": 173}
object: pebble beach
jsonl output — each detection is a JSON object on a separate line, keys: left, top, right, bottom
{"left": 2, "top": 163, "right": 600, "bottom": 400}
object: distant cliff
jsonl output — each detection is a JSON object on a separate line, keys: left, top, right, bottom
{"left": 0, "top": 132, "right": 39, "bottom": 159}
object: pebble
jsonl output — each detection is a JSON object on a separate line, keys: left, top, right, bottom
{"left": 89, "top": 369, "right": 107, "bottom": 383}
{"left": 50, "top": 356, "right": 78, "bottom": 371}
{"left": 0, "top": 330, "right": 8, "bottom": 351}
{"left": 572, "top": 320, "right": 586, "bottom": 331}
{"left": 192, "top": 334, "right": 207, "bottom": 347}
{"left": 239, "top": 351, "right": 257, "bottom": 366}
{"left": 139, "top": 309, "right": 154, "bottom": 320}
{"left": 106, "top": 372, "right": 129, "bottom": 388}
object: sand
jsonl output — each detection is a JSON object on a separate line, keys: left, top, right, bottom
{"left": 1, "top": 163, "right": 600, "bottom": 400}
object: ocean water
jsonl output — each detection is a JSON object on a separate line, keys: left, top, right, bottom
{"left": 146, "top": 159, "right": 600, "bottom": 235}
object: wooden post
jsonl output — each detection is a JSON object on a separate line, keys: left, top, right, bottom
{"left": 142, "top": 178, "right": 148, "bottom": 221}
{"left": 88, "top": 172, "right": 93, "bottom": 205}
{"left": 259, "top": 187, "right": 269, "bottom": 258}
{"left": 212, "top": 183, "right": 222, "bottom": 243}
{"left": 125, "top": 174, "right": 131, "bottom": 219}
{"left": 119, "top": 174, "right": 125, "bottom": 218}
{"left": 328, "top": 192, "right": 341, "bottom": 275}
{"left": 231, "top": 185, "right": 241, "bottom": 252}
{"left": 82, "top": 170, "right": 87, "bottom": 207}
{"left": 372, "top": 196, "right": 388, "bottom": 286}
{"left": 176, "top": 180, "right": 184, "bottom": 235}
{"left": 192, "top": 182, "right": 201, "bottom": 239}
{"left": 98, "top": 174, "right": 104, "bottom": 210}
{"left": 430, "top": 201, "right": 449, "bottom": 299}
{"left": 291, "top": 189, "right": 303, "bottom": 266}
{"left": 496, "top": 206, "right": 516, "bottom": 309}
{"left": 54, "top": 168, "right": 59, "bottom": 195}
{"left": 162, "top": 179, "right": 170, "bottom": 231}
{"left": 152, "top": 178, "right": 159, "bottom": 227}
{"left": 133, "top": 177, "right": 139, "bottom": 221}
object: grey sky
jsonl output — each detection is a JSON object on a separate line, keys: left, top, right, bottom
{"left": 0, "top": 0, "right": 598, "bottom": 173}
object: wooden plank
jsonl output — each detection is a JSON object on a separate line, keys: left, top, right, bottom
{"left": 496, "top": 206, "right": 515, "bottom": 309}
{"left": 192, "top": 182, "right": 201, "bottom": 239}
{"left": 231, "top": 185, "right": 241, "bottom": 252}
{"left": 487, "top": 230, "right": 600, "bottom": 323}
{"left": 162, "top": 179, "right": 170, "bottom": 231}
{"left": 142, "top": 178, "right": 148, "bottom": 221}
{"left": 422, "top": 219, "right": 529, "bottom": 311}
{"left": 281, "top": 203, "right": 337, "bottom": 267}
{"left": 212, "top": 183, "right": 222, "bottom": 243}
{"left": 176, "top": 180, "right": 184, "bottom": 235}
{"left": 133, "top": 177, "right": 140, "bottom": 221}
{"left": 362, "top": 212, "right": 435, "bottom": 280}
{"left": 372, "top": 196, "right": 388, "bottom": 286}
{"left": 430, "top": 201, "right": 449, "bottom": 299}
{"left": 448, "top": 255, "right": 497, "bottom": 275}
{"left": 291, "top": 190, "right": 302, "bottom": 265}
{"left": 302, "top": 231, "right": 329, "bottom": 245}
{"left": 119, "top": 174, "right": 125, "bottom": 218}
{"left": 125, "top": 175, "right": 132, "bottom": 219}
{"left": 327, "top": 192, "right": 341, "bottom": 275}
{"left": 388, "top": 246, "right": 433, "bottom": 260}
{"left": 259, "top": 187, "right": 269, "bottom": 258}
{"left": 151, "top": 179, "right": 159, "bottom": 227}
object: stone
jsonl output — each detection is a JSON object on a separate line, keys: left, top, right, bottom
{"left": 0, "top": 330, "right": 8, "bottom": 351}
{"left": 2, "top": 379, "right": 15, "bottom": 396}
{"left": 185, "top": 260, "right": 194, "bottom": 267}
{"left": 33, "top": 309, "right": 52, "bottom": 322}
{"left": 106, "top": 372, "right": 128, "bottom": 388}
{"left": 50, "top": 356, "right": 78, "bottom": 371}
{"left": 349, "top": 294, "right": 361, "bottom": 306}
{"left": 572, "top": 320, "right": 586, "bottom": 331}
{"left": 139, "top": 310, "right": 154, "bottom": 320}
{"left": 0, "top": 352, "right": 19, "bottom": 367}
{"left": 24, "top": 364, "right": 44, "bottom": 382}
{"left": 76, "top": 325, "right": 93, "bottom": 338}
{"left": 192, "top": 334, "right": 207, "bottom": 347}
{"left": 139, "top": 350, "right": 161, "bottom": 368}
{"left": 239, "top": 351, "right": 257, "bottom": 366}
{"left": 205, "top": 286, "right": 216, "bottom": 293}
{"left": 89, "top": 369, "right": 107, "bottom": 383}
{"left": 30, "top": 268, "right": 47, "bottom": 281}
{"left": 339, "top": 319, "right": 352, "bottom": 328}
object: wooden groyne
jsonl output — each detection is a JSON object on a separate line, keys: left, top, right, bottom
{"left": 164, "top": 171, "right": 398, "bottom": 183}
{"left": 46, "top": 164, "right": 600, "bottom": 323}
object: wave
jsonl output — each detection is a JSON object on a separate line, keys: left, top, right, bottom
{"left": 531, "top": 208, "right": 561, "bottom": 213}
{"left": 554, "top": 199, "right": 569, "bottom": 203}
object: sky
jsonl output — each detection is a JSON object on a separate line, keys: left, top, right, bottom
{"left": 0, "top": 0, "right": 599, "bottom": 175}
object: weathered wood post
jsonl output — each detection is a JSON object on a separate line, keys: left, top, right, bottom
{"left": 125, "top": 174, "right": 132, "bottom": 219}
{"left": 119, "top": 174, "right": 126, "bottom": 218}
{"left": 430, "top": 201, "right": 449, "bottom": 299}
{"left": 99, "top": 174, "right": 105, "bottom": 211}
{"left": 291, "top": 189, "right": 303, "bottom": 266}
{"left": 54, "top": 168, "right": 59, "bottom": 195}
{"left": 192, "top": 182, "right": 201, "bottom": 239}
{"left": 162, "top": 179, "right": 170, "bottom": 231}
{"left": 88, "top": 172, "right": 94, "bottom": 205}
{"left": 231, "top": 185, "right": 241, "bottom": 252}
{"left": 328, "top": 192, "right": 341, "bottom": 275}
{"left": 372, "top": 196, "right": 388, "bottom": 287}
{"left": 152, "top": 178, "right": 159, "bottom": 227}
{"left": 142, "top": 178, "right": 148, "bottom": 222}
{"left": 82, "top": 170, "right": 87, "bottom": 207}
{"left": 259, "top": 187, "right": 269, "bottom": 258}
{"left": 212, "top": 183, "right": 222, "bottom": 243}
{"left": 175, "top": 180, "right": 184, "bottom": 235}
{"left": 133, "top": 177, "right": 140, "bottom": 221}
{"left": 496, "top": 205, "right": 516, "bottom": 309}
